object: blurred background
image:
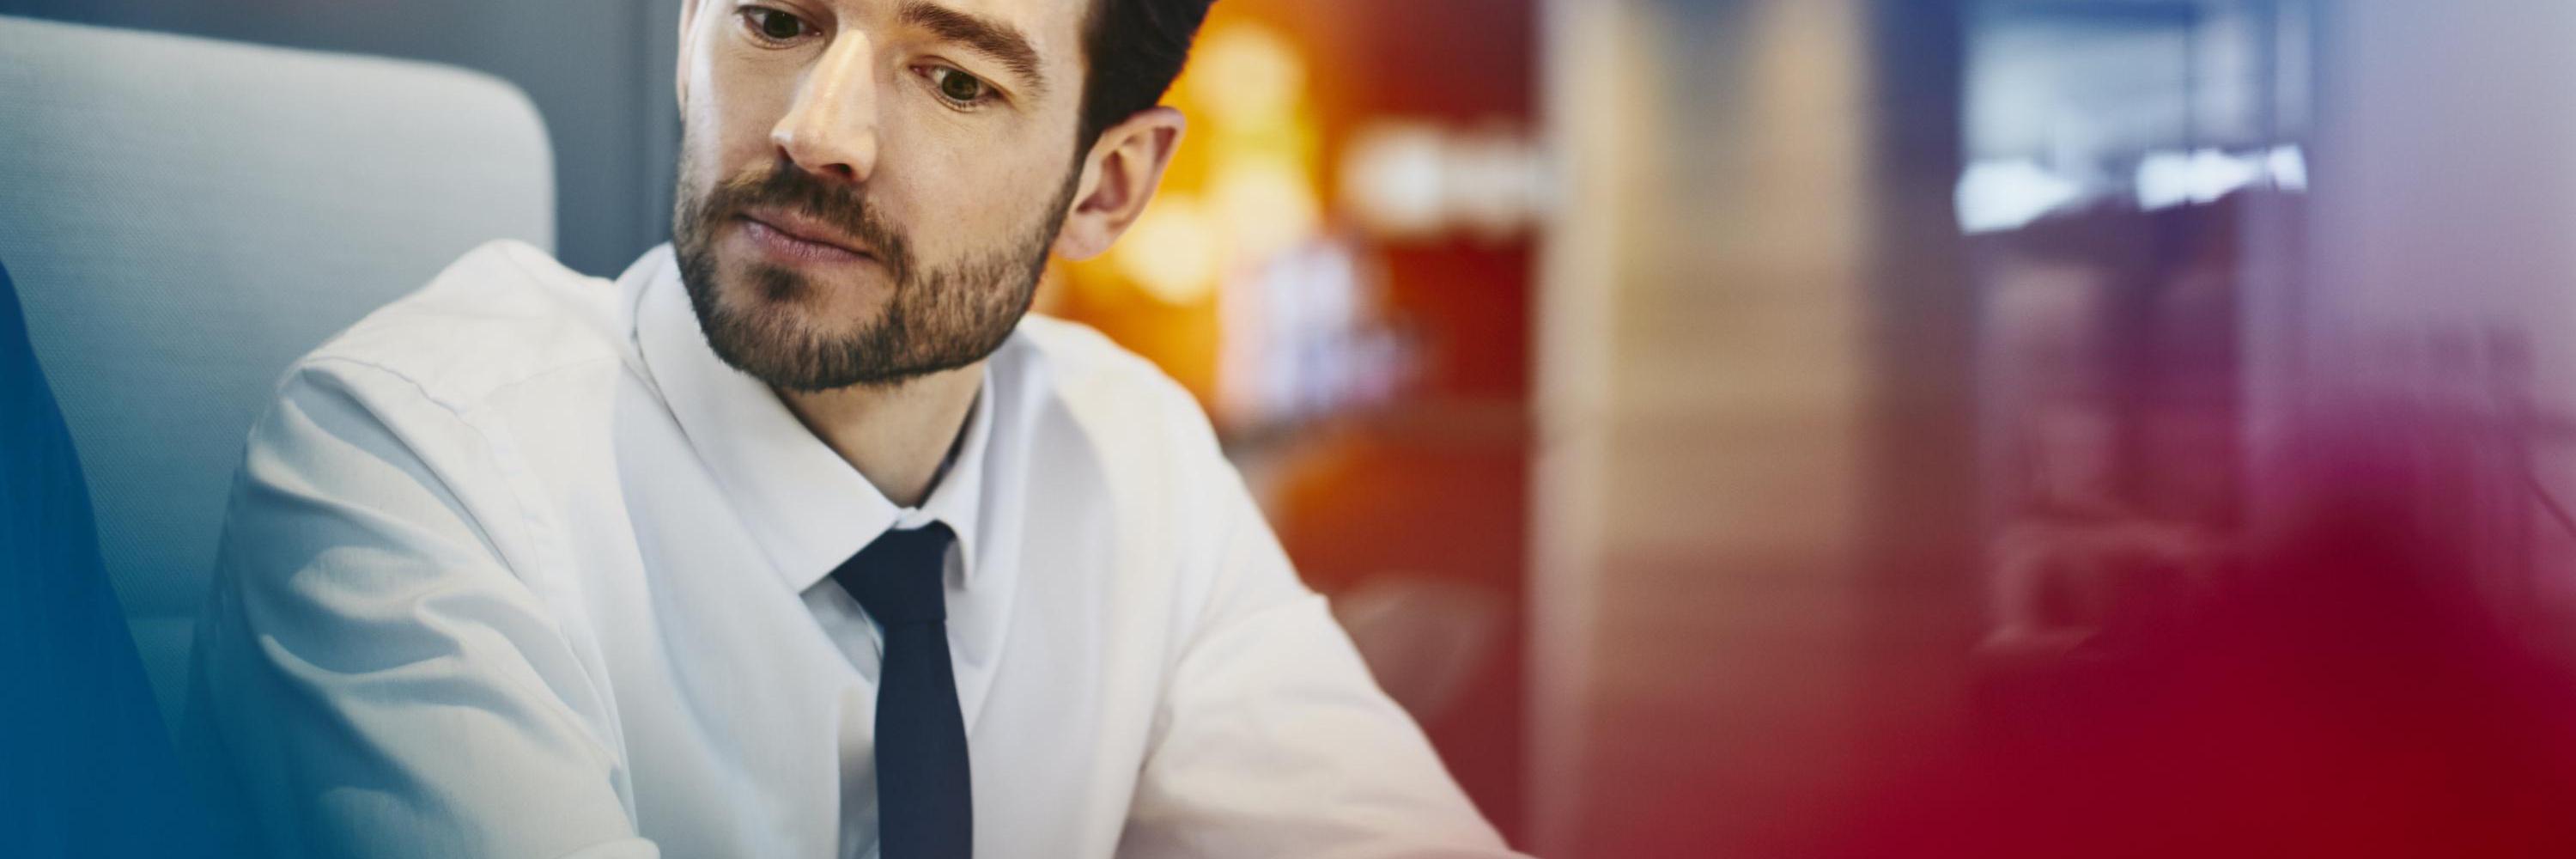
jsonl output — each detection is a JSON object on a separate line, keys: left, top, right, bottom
{"left": 22, "top": 0, "right": 2576, "bottom": 856}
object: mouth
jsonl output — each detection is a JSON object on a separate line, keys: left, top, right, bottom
{"left": 735, "top": 210, "right": 878, "bottom": 267}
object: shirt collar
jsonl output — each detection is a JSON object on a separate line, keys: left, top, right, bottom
{"left": 625, "top": 244, "right": 990, "bottom": 594}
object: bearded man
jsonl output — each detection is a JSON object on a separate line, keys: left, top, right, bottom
{"left": 184, "top": 2, "right": 1515, "bottom": 856}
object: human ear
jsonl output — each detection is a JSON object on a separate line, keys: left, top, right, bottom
{"left": 1053, "top": 107, "right": 1187, "bottom": 261}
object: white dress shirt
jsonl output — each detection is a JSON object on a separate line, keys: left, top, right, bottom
{"left": 184, "top": 241, "right": 1515, "bottom": 859}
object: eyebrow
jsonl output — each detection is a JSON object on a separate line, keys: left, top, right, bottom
{"left": 896, "top": 0, "right": 1048, "bottom": 96}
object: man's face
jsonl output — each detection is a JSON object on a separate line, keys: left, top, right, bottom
{"left": 672, "top": 0, "right": 1092, "bottom": 391}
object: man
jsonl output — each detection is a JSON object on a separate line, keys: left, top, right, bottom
{"left": 183, "top": 0, "right": 1515, "bottom": 856}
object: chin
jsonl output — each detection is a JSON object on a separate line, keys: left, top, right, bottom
{"left": 720, "top": 255, "right": 895, "bottom": 320}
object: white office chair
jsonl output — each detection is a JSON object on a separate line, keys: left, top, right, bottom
{"left": 0, "top": 14, "right": 555, "bottom": 731}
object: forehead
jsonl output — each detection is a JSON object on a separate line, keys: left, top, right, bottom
{"left": 856, "top": 0, "right": 1090, "bottom": 54}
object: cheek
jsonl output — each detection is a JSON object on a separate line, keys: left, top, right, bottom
{"left": 689, "top": 58, "right": 802, "bottom": 175}
{"left": 875, "top": 104, "right": 1076, "bottom": 255}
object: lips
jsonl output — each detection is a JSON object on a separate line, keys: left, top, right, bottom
{"left": 738, "top": 209, "right": 875, "bottom": 264}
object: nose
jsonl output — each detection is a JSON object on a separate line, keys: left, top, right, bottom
{"left": 771, "top": 29, "right": 879, "bottom": 184}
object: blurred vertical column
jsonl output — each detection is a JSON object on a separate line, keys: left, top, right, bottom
{"left": 1533, "top": 0, "right": 1976, "bottom": 856}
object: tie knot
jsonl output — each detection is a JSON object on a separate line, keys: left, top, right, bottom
{"left": 831, "top": 521, "right": 955, "bottom": 626}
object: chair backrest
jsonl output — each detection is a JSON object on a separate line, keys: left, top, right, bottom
{"left": 0, "top": 15, "right": 555, "bottom": 729}
{"left": 3, "top": 255, "right": 223, "bottom": 856}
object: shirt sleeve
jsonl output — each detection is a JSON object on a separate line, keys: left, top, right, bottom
{"left": 187, "top": 358, "right": 657, "bottom": 859}
{"left": 1117, "top": 391, "right": 1526, "bottom": 859}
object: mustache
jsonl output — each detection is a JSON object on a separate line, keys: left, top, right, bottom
{"left": 701, "top": 160, "right": 912, "bottom": 281}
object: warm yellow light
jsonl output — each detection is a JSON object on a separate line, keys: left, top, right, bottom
{"left": 1111, "top": 194, "right": 1224, "bottom": 305}
{"left": 1211, "top": 156, "right": 1322, "bottom": 263}
{"left": 1184, "top": 23, "right": 1306, "bottom": 133}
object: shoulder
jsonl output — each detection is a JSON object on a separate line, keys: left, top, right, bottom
{"left": 224, "top": 242, "right": 635, "bottom": 603}
{"left": 988, "top": 315, "right": 1250, "bottom": 581}
{"left": 288, "top": 239, "right": 630, "bottom": 413}
{"left": 994, "top": 319, "right": 1309, "bottom": 663}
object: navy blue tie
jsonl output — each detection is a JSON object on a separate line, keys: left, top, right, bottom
{"left": 832, "top": 522, "right": 973, "bottom": 859}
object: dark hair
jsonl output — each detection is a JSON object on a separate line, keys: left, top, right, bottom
{"left": 1077, "top": 0, "right": 1214, "bottom": 149}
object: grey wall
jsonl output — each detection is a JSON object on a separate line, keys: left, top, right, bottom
{"left": 5, "top": 0, "right": 686, "bottom": 277}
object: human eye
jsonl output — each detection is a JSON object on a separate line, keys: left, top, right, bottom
{"left": 920, "top": 65, "right": 997, "bottom": 109}
{"left": 736, "top": 4, "right": 818, "bottom": 46}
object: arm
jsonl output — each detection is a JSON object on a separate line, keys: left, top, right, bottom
{"left": 188, "top": 360, "right": 654, "bottom": 859}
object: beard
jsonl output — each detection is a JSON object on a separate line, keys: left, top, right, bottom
{"left": 671, "top": 148, "right": 1078, "bottom": 392}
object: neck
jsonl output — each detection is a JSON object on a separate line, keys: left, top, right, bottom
{"left": 777, "top": 362, "right": 983, "bottom": 509}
